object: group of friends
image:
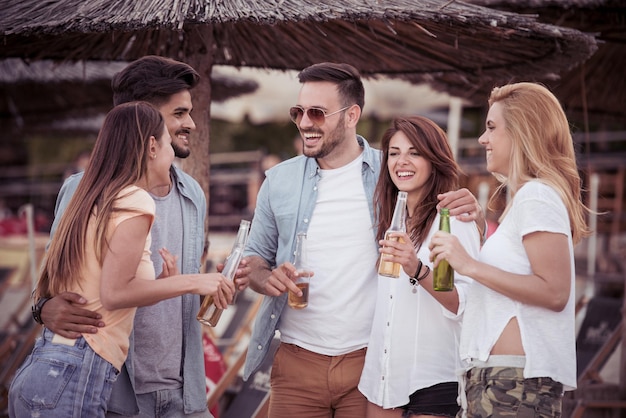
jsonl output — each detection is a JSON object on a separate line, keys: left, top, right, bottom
{"left": 7, "top": 56, "right": 589, "bottom": 418}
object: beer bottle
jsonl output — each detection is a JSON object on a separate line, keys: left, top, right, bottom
{"left": 433, "top": 208, "right": 454, "bottom": 291}
{"left": 288, "top": 232, "right": 312, "bottom": 309}
{"left": 378, "top": 191, "right": 407, "bottom": 278}
{"left": 197, "top": 219, "right": 250, "bottom": 326}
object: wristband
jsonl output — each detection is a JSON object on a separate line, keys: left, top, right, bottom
{"left": 409, "top": 260, "right": 430, "bottom": 286}
{"left": 32, "top": 297, "right": 51, "bottom": 325}
{"left": 415, "top": 265, "right": 431, "bottom": 282}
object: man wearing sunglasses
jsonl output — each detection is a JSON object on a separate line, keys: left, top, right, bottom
{"left": 241, "top": 62, "right": 484, "bottom": 417}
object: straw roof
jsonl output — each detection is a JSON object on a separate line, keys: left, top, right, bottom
{"left": 468, "top": 0, "right": 626, "bottom": 121}
{"left": 0, "top": 0, "right": 597, "bottom": 95}
{"left": 0, "top": 58, "right": 258, "bottom": 132}
{"left": 0, "top": 0, "right": 599, "bottom": 233}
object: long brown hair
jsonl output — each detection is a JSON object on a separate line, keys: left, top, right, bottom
{"left": 374, "top": 116, "right": 460, "bottom": 248}
{"left": 37, "top": 102, "right": 165, "bottom": 298}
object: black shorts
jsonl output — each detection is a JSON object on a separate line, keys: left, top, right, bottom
{"left": 401, "top": 381, "right": 460, "bottom": 418}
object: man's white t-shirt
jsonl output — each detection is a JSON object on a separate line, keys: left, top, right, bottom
{"left": 279, "top": 154, "right": 379, "bottom": 356}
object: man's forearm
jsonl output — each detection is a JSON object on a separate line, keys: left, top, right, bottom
{"left": 246, "top": 255, "right": 273, "bottom": 295}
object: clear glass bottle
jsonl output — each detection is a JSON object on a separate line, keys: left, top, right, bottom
{"left": 197, "top": 219, "right": 250, "bottom": 326}
{"left": 378, "top": 191, "right": 407, "bottom": 278}
{"left": 433, "top": 208, "right": 454, "bottom": 291}
{"left": 288, "top": 232, "right": 312, "bottom": 309}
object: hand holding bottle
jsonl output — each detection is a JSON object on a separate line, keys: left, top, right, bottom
{"left": 197, "top": 220, "right": 250, "bottom": 326}
{"left": 216, "top": 257, "right": 250, "bottom": 292}
{"left": 378, "top": 231, "right": 420, "bottom": 280}
{"left": 254, "top": 261, "right": 307, "bottom": 297}
{"left": 289, "top": 232, "right": 313, "bottom": 309}
{"left": 195, "top": 272, "right": 236, "bottom": 309}
{"left": 288, "top": 274, "right": 311, "bottom": 309}
{"left": 428, "top": 231, "right": 476, "bottom": 279}
{"left": 379, "top": 191, "right": 407, "bottom": 278}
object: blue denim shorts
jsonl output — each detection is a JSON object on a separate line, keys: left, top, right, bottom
{"left": 9, "top": 328, "right": 119, "bottom": 417}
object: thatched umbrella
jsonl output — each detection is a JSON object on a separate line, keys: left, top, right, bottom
{"left": 0, "top": 0, "right": 598, "bottom": 232}
{"left": 0, "top": 58, "right": 259, "bottom": 133}
{"left": 467, "top": 0, "right": 625, "bottom": 122}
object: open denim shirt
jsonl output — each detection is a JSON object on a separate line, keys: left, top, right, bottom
{"left": 243, "top": 135, "right": 381, "bottom": 380}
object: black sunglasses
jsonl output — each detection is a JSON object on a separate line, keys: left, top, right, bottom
{"left": 289, "top": 105, "right": 351, "bottom": 125}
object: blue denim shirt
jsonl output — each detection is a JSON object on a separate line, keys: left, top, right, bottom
{"left": 242, "top": 136, "right": 381, "bottom": 380}
{"left": 49, "top": 166, "right": 208, "bottom": 415}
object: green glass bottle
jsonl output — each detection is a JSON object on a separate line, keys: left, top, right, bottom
{"left": 433, "top": 208, "right": 454, "bottom": 291}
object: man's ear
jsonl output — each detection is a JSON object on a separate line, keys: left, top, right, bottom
{"left": 346, "top": 104, "right": 361, "bottom": 128}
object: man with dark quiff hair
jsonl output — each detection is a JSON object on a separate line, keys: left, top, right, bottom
{"left": 36, "top": 56, "right": 223, "bottom": 418}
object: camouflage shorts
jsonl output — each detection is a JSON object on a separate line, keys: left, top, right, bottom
{"left": 459, "top": 366, "right": 564, "bottom": 418}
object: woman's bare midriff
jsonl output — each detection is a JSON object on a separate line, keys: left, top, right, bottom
{"left": 490, "top": 317, "right": 525, "bottom": 356}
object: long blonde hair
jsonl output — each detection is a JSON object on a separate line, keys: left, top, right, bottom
{"left": 37, "top": 102, "right": 164, "bottom": 299}
{"left": 488, "top": 82, "right": 590, "bottom": 244}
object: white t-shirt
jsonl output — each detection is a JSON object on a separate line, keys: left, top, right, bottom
{"left": 279, "top": 154, "right": 379, "bottom": 356}
{"left": 359, "top": 214, "right": 480, "bottom": 408}
{"left": 460, "top": 181, "right": 577, "bottom": 390}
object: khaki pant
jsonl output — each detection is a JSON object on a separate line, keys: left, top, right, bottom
{"left": 269, "top": 342, "right": 367, "bottom": 418}
{"left": 461, "top": 366, "right": 564, "bottom": 418}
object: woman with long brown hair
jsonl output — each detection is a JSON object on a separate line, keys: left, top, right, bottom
{"left": 359, "top": 116, "right": 480, "bottom": 418}
{"left": 9, "top": 102, "right": 234, "bottom": 417}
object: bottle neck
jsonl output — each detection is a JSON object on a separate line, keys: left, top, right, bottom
{"left": 294, "top": 234, "right": 307, "bottom": 269}
{"left": 234, "top": 221, "right": 250, "bottom": 247}
{"left": 439, "top": 211, "right": 450, "bottom": 232}
{"left": 389, "top": 197, "right": 407, "bottom": 232}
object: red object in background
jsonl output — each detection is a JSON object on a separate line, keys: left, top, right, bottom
{"left": 203, "top": 333, "right": 226, "bottom": 418}
{"left": 0, "top": 217, "right": 28, "bottom": 235}
{"left": 0, "top": 214, "right": 51, "bottom": 236}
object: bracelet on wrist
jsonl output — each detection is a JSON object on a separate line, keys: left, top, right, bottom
{"left": 409, "top": 260, "right": 426, "bottom": 286}
{"left": 416, "top": 265, "right": 431, "bottom": 282}
{"left": 32, "top": 297, "right": 51, "bottom": 325}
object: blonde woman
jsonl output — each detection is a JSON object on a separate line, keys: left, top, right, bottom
{"left": 429, "top": 82, "right": 590, "bottom": 417}
{"left": 9, "top": 102, "right": 234, "bottom": 417}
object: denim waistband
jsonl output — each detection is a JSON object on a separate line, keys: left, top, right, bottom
{"left": 43, "top": 328, "right": 88, "bottom": 349}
